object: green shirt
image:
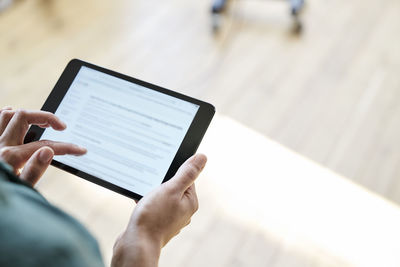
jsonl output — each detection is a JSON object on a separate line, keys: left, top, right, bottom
{"left": 0, "top": 161, "right": 104, "bottom": 267}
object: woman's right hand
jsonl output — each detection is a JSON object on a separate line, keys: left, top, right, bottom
{"left": 111, "top": 154, "right": 207, "bottom": 267}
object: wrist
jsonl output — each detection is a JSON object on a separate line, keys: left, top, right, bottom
{"left": 112, "top": 230, "right": 162, "bottom": 267}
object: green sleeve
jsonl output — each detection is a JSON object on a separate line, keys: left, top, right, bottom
{"left": 0, "top": 161, "right": 105, "bottom": 267}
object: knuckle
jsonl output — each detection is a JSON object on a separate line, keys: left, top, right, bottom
{"left": 0, "top": 110, "right": 13, "bottom": 120}
{"left": 192, "top": 202, "right": 199, "bottom": 213}
{"left": 39, "top": 140, "right": 53, "bottom": 147}
{"left": 184, "top": 219, "right": 191, "bottom": 227}
{"left": 190, "top": 161, "right": 202, "bottom": 173}
{"left": 192, "top": 196, "right": 199, "bottom": 212}
{"left": 14, "top": 109, "right": 27, "bottom": 119}
{"left": 184, "top": 166, "right": 198, "bottom": 180}
{"left": 0, "top": 147, "right": 12, "bottom": 160}
{"left": 0, "top": 107, "right": 9, "bottom": 114}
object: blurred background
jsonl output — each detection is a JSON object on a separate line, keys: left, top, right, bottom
{"left": 1, "top": 0, "right": 400, "bottom": 266}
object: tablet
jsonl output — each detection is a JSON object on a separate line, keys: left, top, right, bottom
{"left": 25, "top": 59, "right": 215, "bottom": 200}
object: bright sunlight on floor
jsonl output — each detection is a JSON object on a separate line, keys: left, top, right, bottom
{"left": 37, "top": 114, "right": 400, "bottom": 266}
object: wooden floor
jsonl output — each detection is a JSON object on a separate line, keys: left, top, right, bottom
{"left": 1, "top": 0, "right": 400, "bottom": 266}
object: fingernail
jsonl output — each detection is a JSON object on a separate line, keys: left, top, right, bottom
{"left": 61, "top": 121, "right": 67, "bottom": 129}
{"left": 75, "top": 145, "right": 87, "bottom": 154}
{"left": 39, "top": 148, "right": 53, "bottom": 163}
{"left": 194, "top": 154, "right": 207, "bottom": 170}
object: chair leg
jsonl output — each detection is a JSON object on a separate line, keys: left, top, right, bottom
{"left": 289, "top": 0, "right": 304, "bottom": 33}
{"left": 289, "top": 0, "right": 304, "bottom": 16}
{"left": 211, "top": 0, "right": 230, "bottom": 32}
{"left": 211, "top": 0, "right": 229, "bottom": 14}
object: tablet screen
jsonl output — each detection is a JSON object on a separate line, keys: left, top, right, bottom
{"left": 41, "top": 66, "right": 199, "bottom": 196}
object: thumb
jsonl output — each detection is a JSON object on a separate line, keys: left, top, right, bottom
{"left": 20, "top": 146, "right": 54, "bottom": 186}
{"left": 168, "top": 154, "right": 207, "bottom": 193}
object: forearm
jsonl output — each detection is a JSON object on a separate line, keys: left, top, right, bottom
{"left": 111, "top": 231, "right": 161, "bottom": 267}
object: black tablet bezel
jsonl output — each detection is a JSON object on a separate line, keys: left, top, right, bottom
{"left": 25, "top": 59, "right": 215, "bottom": 200}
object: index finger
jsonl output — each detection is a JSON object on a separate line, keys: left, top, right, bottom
{"left": 0, "top": 109, "right": 67, "bottom": 146}
{"left": 0, "top": 140, "right": 86, "bottom": 170}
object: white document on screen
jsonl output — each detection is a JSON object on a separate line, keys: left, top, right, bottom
{"left": 41, "top": 66, "right": 199, "bottom": 196}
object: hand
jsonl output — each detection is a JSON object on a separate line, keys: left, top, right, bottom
{"left": 111, "top": 154, "right": 207, "bottom": 267}
{"left": 0, "top": 107, "right": 87, "bottom": 186}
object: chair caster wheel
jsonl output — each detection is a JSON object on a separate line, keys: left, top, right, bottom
{"left": 211, "top": 14, "right": 222, "bottom": 33}
{"left": 292, "top": 21, "right": 302, "bottom": 34}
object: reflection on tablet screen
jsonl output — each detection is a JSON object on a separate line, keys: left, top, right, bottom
{"left": 41, "top": 66, "right": 199, "bottom": 196}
